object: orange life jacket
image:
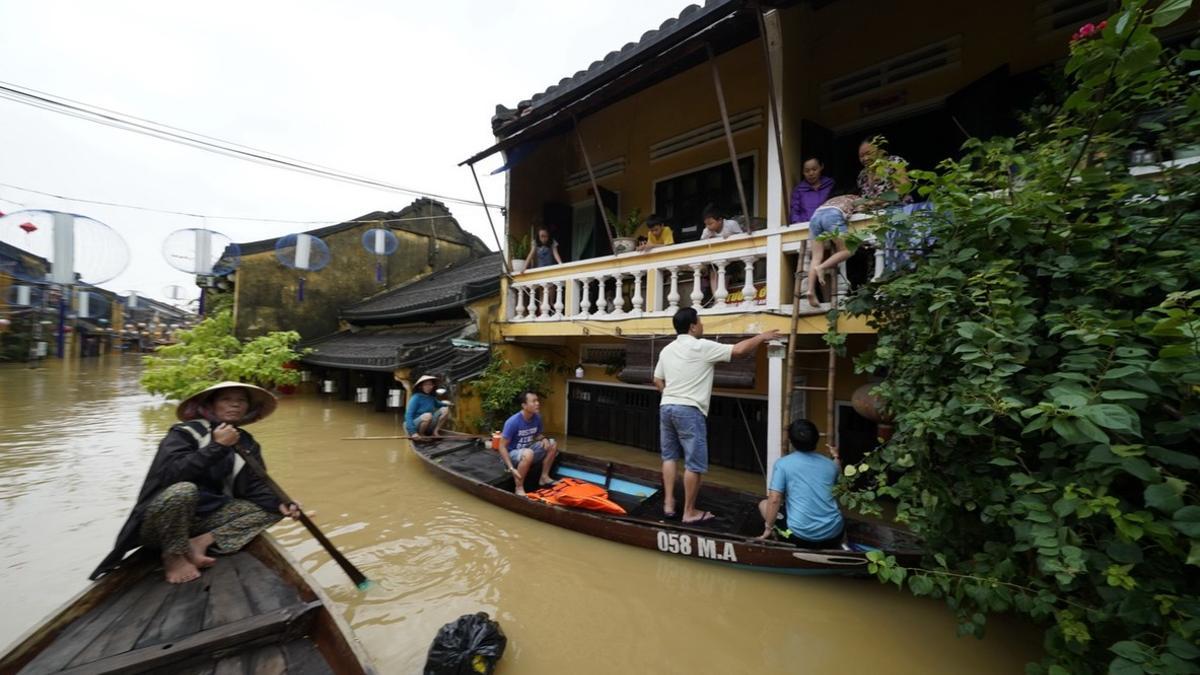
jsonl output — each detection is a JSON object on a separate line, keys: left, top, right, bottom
{"left": 526, "top": 477, "right": 626, "bottom": 515}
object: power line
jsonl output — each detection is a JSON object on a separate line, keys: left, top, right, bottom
{"left": 0, "top": 180, "right": 477, "bottom": 227}
{"left": 0, "top": 80, "right": 504, "bottom": 211}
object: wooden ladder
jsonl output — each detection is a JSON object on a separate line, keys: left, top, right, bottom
{"left": 783, "top": 240, "right": 840, "bottom": 448}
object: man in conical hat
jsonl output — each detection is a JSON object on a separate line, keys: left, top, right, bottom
{"left": 91, "top": 382, "right": 300, "bottom": 583}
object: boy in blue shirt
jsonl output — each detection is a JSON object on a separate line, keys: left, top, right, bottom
{"left": 757, "top": 418, "right": 845, "bottom": 548}
{"left": 405, "top": 375, "right": 450, "bottom": 438}
{"left": 499, "top": 391, "right": 558, "bottom": 496}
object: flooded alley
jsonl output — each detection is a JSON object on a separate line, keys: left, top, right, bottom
{"left": 0, "top": 358, "right": 1038, "bottom": 673}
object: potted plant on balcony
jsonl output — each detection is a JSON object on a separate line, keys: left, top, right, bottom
{"left": 607, "top": 207, "right": 642, "bottom": 254}
{"left": 509, "top": 232, "right": 531, "bottom": 273}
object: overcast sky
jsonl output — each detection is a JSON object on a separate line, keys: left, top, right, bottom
{"left": 0, "top": 0, "right": 689, "bottom": 303}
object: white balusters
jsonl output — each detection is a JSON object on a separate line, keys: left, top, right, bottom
{"left": 667, "top": 266, "right": 680, "bottom": 313}
{"left": 514, "top": 284, "right": 526, "bottom": 319}
{"left": 580, "top": 278, "right": 592, "bottom": 316}
{"left": 612, "top": 273, "right": 626, "bottom": 316}
{"left": 689, "top": 263, "right": 704, "bottom": 308}
{"left": 538, "top": 283, "right": 551, "bottom": 319}
{"left": 740, "top": 256, "right": 757, "bottom": 306}
{"left": 596, "top": 275, "right": 611, "bottom": 316}
{"left": 554, "top": 281, "right": 565, "bottom": 316}
{"left": 714, "top": 261, "right": 729, "bottom": 307}
{"left": 631, "top": 270, "right": 644, "bottom": 314}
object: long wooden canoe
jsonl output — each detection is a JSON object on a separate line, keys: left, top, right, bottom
{"left": 0, "top": 535, "right": 374, "bottom": 675}
{"left": 414, "top": 438, "right": 922, "bottom": 575}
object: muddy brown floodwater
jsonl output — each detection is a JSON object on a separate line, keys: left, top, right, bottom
{"left": 0, "top": 357, "right": 1040, "bottom": 673}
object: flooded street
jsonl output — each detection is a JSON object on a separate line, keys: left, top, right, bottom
{"left": 0, "top": 357, "right": 1038, "bottom": 673}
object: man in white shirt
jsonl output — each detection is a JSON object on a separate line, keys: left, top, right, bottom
{"left": 653, "top": 307, "right": 779, "bottom": 523}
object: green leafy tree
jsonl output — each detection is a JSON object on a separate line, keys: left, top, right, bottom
{"left": 464, "top": 353, "right": 551, "bottom": 431}
{"left": 140, "top": 310, "right": 305, "bottom": 400}
{"left": 839, "top": 2, "right": 1199, "bottom": 672}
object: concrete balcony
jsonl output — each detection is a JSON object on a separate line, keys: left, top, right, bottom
{"left": 501, "top": 215, "right": 884, "bottom": 336}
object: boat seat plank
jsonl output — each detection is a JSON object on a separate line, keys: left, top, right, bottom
{"left": 66, "top": 575, "right": 178, "bottom": 666}
{"left": 203, "top": 559, "right": 256, "bottom": 630}
{"left": 279, "top": 639, "right": 335, "bottom": 675}
{"left": 230, "top": 554, "right": 302, "bottom": 614}
{"left": 17, "top": 575, "right": 158, "bottom": 674}
{"left": 54, "top": 601, "right": 320, "bottom": 675}
{"left": 135, "top": 573, "right": 211, "bottom": 648}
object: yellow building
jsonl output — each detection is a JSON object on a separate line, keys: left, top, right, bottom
{"left": 463, "top": 0, "right": 1191, "bottom": 482}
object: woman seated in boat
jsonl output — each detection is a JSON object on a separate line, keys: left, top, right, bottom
{"left": 405, "top": 374, "right": 450, "bottom": 438}
{"left": 757, "top": 418, "right": 845, "bottom": 549}
{"left": 91, "top": 382, "right": 300, "bottom": 584}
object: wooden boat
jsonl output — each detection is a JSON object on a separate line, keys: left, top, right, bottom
{"left": 0, "top": 535, "right": 374, "bottom": 675}
{"left": 414, "top": 438, "right": 923, "bottom": 575}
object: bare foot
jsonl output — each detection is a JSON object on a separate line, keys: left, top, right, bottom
{"left": 538, "top": 476, "right": 557, "bottom": 487}
{"left": 188, "top": 533, "right": 216, "bottom": 569}
{"left": 163, "top": 553, "right": 201, "bottom": 583}
{"left": 515, "top": 487, "right": 527, "bottom": 497}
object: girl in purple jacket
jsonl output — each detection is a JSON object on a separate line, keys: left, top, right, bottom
{"left": 789, "top": 158, "right": 836, "bottom": 224}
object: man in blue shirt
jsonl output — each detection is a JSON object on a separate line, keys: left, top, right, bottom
{"left": 499, "top": 391, "right": 558, "bottom": 496}
{"left": 405, "top": 375, "right": 450, "bottom": 438}
{"left": 757, "top": 418, "right": 845, "bottom": 548}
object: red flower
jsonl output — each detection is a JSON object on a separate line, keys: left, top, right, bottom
{"left": 277, "top": 384, "right": 296, "bottom": 395}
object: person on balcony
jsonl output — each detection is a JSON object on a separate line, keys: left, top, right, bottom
{"left": 757, "top": 418, "right": 845, "bottom": 549}
{"left": 699, "top": 204, "right": 744, "bottom": 239}
{"left": 790, "top": 157, "right": 836, "bottom": 225}
{"left": 636, "top": 214, "right": 674, "bottom": 252}
{"left": 525, "top": 227, "right": 563, "bottom": 269}
{"left": 498, "top": 391, "right": 559, "bottom": 496}
{"left": 405, "top": 374, "right": 450, "bottom": 439}
{"left": 807, "top": 193, "right": 862, "bottom": 306}
{"left": 857, "top": 139, "right": 911, "bottom": 207}
{"left": 654, "top": 308, "right": 779, "bottom": 524}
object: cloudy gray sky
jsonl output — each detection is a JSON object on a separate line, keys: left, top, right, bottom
{"left": 0, "top": 0, "right": 688, "bottom": 303}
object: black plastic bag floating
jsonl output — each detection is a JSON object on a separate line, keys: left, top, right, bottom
{"left": 424, "top": 611, "right": 508, "bottom": 675}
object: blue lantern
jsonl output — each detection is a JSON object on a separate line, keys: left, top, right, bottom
{"left": 361, "top": 227, "right": 399, "bottom": 284}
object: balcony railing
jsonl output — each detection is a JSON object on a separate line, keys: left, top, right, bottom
{"left": 504, "top": 216, "right": 886, "bottom": 323}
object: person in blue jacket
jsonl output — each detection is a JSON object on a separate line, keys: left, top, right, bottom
{"left": 405, "top": 375, "right": 450, "bottom": 438}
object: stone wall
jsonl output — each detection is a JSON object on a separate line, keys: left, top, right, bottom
{"left": 232, "top": 199, "right": 489, "bottom": 340}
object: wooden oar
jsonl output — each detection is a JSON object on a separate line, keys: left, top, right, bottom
{"left": 232, "top": 444, "right": 370, "bottom": 590}
{"left": 341, "top": 434, "right": 490, "bottom": 441}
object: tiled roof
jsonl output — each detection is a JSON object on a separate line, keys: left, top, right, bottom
{"left": 491, "top": 0, "right": 740, "bottom": 135}
{"left": 340, "top": 252, "right": 502, "bottom": 321}
{"left": 233, "top": 198, "right": 490, "bottom": 256}
{"left": 299, "top": 322, "right": 470, "bottom": 372}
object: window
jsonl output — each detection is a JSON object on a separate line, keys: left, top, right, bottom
{"left": 581, "top": 344, "right": 627, "bottom": 367}
{"left": 653, "top": 157, "right": 756, "bottom": 244}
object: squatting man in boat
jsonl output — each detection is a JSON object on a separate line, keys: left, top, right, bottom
{"left": 90, "top": 382, "right": 301, "bottom": 584}
{"left": 498, "top": 390, "right": 559, "bottom": 496}
{"left": 405, "top": 374, "right": 451, "bottom": 439}
{"left": 757, "top": 418, "right": 846, "bottom": 548}
{"left": 655, "top": 307, "right": 779, "bottom": 524}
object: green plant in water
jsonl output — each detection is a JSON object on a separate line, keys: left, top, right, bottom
{"left": 838, "top": 2, "right": 1200, "bottom": 673}
{"left": 462, "top": 353, "right": 551, "bottom": 431}
{"left": 140, "top": 310, "right": 307, "bottom": 400}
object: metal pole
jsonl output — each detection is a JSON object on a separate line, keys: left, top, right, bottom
{"left": 56, "top": 286, "right": 66, "bottom": 358}
{"left": 707, "top": 43, "right": 751, "bottom": 227}
{"left": 573, "top": 116, "right": 616, "bottom": 250}
{"left": 467, "top": 163, "right": 511, "bottom": 277}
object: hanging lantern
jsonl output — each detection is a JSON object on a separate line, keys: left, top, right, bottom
{"left": 355, "top": 386, "right": 371, "bottom": 403}
{"left": 361, "top": 227, "right": 399, "bottom": 284}
{"left": 321, "top": 379, "right": 336, "bottom": 394}
{"left": 387, "top": 388, "right": 404, "bottom": 408}
{"left": 0, "top": 210, "right": 130, "bottom": 285}
{"left": 274, "top": 233, "right": 330, "bottom": 301}
{"left": 299, "top": 370, "right": 312, "bottom": 382}
{"left": 162, "top": 228, "right": 240, "bottom": 276}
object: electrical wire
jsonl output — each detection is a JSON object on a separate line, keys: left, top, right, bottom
{"left": 0, "top": 180, "right": 475, "bottom": 227}
{"left": 0, "top": 80, "right": 503, "bottom": 211}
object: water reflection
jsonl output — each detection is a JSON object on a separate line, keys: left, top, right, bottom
{"left": 0, "top": 358, "right": 1038, "bottom": 673}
